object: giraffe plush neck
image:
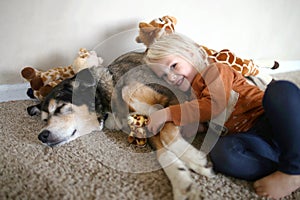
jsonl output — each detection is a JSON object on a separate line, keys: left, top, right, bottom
{"left": 201, "top": 47, "right": 279, "bottom": 76}
{"left": 136, "top": 15, "right": 278, "bottom": 77}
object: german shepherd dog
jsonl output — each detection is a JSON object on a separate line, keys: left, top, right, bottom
{"left": 28, "top": 51, "right": 214, "bottom": 200}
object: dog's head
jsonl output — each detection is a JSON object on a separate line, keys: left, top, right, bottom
{"left": 29, "top": 68, "right": 110, "bottom": 146}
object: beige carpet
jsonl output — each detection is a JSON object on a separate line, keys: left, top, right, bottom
{"left": 1, "top": 71, "right": 300, "bottom": 200}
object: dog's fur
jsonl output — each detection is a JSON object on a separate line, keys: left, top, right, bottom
{"left": 28, "top": 51, "right": 214, "bottom": 200}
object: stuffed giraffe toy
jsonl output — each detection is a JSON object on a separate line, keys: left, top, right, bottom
{"left": 21, "top": 48, "right": 103, "bottom": 100}
{"left": 136, "top": 15, "right": 279, "bottom": 77}
{"left": 21, "top": 65, "right": 75, "bottom": 100}
{"left": 127, "top": 113, "right": 149, "bottom": 147}
{"left": 130, "top": 15, "right": 279, "bottom": 147}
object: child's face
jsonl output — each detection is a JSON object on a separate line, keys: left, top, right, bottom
{"left": 149, "top": 55, "right": 198, "bottom": 92}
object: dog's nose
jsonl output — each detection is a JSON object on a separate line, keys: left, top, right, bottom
{"left": 38, "top": 130, "right": 50, "bottom": 143}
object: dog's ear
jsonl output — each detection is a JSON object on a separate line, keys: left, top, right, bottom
{"left": 74, "top": 68, "right": 96, "bottom": 88}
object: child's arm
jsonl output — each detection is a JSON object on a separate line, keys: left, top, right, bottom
{"left": 147, "top": 108, "right": 172, "bottom": 134}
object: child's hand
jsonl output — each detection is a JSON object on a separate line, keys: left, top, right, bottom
{"left": 147, "top": 108, "right": 171, "bottom": 135}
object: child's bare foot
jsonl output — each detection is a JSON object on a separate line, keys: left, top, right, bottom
{"left": 254, "top": 171, "right": 300, "bottom": 199}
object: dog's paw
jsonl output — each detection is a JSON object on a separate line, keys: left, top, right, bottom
{"left": 182, "top": 149, "right": 215, "bottom": 178}
{"left": 173, "top": 181, "right": 201, "bottom": 200}
{"left": 159, "top": 151, "right": 202, "bottom": 200}
{"left": 27, "top": 105, "right": 41, "bottom": 116}
{"left": 172, "top": 167, "right": 201, "bottom": 200}
{"left": 172, "top": 166, "right": 211, "bottom": 200}
{"left": 190, "top": 164, "right": 215, "bottom": 178}
{"left": 165, "top": 138, "right": 215, "bottom": 178}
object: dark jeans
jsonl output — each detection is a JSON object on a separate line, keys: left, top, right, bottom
{"left": 210, "top": 81, "right": 300, "bottom": 181}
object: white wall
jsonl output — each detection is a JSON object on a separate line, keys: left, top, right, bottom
{"left": 0, "top": 0, "right": 300, "bottom": 84}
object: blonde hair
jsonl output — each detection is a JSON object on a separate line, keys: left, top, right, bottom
{"left": 144, "top": 34, "right": 208, "bottom": 72}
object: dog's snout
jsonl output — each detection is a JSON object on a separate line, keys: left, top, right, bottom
{"left": 38, "top": 130, "right": 50, "bottom": 143}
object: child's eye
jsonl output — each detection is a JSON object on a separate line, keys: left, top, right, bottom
{"left": 170, "top": 63, "right": 177, "bottom": 70}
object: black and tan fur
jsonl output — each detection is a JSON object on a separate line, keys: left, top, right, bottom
{"left": 28, "top": 51, "right": 214, "bottom": 200}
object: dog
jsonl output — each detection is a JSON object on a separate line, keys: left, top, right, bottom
{"left": 27, "top": 51, "right": 215, "bottom": 200}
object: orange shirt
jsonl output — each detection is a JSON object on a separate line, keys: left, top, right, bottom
{"left": 168, "top": 63, "right": 265, "bottom": 134}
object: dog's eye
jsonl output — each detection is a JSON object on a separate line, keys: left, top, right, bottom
{"left": 64, "top": 106, "right": 73, "bottom": 114}
{"left": 60, "top": 104, "right": 74, "bottom": 115}
{"left": 54, "top": 104, "right": 65, "bottom": 115}
{"left": 54, "top": 103, "right": 73, "bottom": 115}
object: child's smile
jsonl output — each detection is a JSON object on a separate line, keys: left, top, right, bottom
{"left": 149, "top": 55, "right": 198, "bottom": 91}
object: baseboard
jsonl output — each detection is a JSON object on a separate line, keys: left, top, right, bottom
{"left": 0, "top": 83, "right": 31, "bottom": 102}
{"left": 1, "top": 61, "right": 299, "bottom": 103}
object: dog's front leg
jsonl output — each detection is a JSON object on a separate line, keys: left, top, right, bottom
{"left": 149, "top": 135, "right": 200, "bottom": 200}
{"left": 160, "top": 123, "right": 215, "bottom": 178}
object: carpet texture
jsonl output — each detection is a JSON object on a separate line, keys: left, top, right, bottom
{"left": 1, "top": 71, "right": 300, "bottom": 200}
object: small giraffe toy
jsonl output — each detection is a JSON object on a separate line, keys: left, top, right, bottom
{"left": 21, "top": 48, "right": 103, "bottom": 100}
{"left": 21, "top": 65, "right": 75, "bottom": 100}
{"left": 136, "top": 15, "right": 279, "bottom": 77}
{"left": 127, "top": 113, "right": 149, "bottom": 147}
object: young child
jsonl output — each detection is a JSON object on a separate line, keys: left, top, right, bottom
{"left": 144, "top": 33, "right": 300, "bottom": 199}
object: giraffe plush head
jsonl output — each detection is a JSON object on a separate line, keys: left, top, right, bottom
{"left": 136, "top": 15, "right": 177, "bottom": 48}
